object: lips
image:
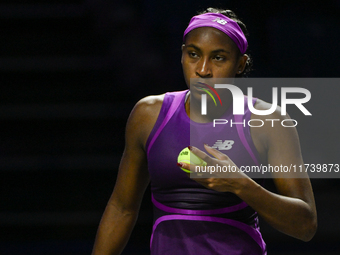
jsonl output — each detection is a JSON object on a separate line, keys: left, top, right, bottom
{"left": 191, "top": 83, "right": 206, "bottom": 94}
{"left": 192, "top": 81, "right": 210, "bottom": 91}
{"left": 191, "top": 81, "right": 223, "bottom": 106}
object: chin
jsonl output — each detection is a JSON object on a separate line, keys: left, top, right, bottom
{"left": 189, "top": 88, "right": 203, "bottom": 102}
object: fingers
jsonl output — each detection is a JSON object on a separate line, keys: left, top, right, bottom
{"left": 188, "top": 146, "right": 212, "bottom": 164}
{"left": 177, "top": 161, "right": 191, "bottom": 173}
{"left": 189, "top": 144, "right": 229, "bottom": 162}
{"left": 178, "top": 161, "right": 209, "bottom": 179}
{"left": 178, "top": 161, "right": 203, "bottom": 175}
{"left": 177, "top": 145, "right": 232, "bottom": 179}
{"left": 203, "top": 144, "right": 229, "bottom": 160}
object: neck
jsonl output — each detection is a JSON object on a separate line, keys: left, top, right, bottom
{"left": 185, "top": 91, "right": 233, "bottom": 123}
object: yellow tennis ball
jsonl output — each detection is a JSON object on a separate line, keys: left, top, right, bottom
{"left": 177, "top": 147, "right": 207, "bottom": 173}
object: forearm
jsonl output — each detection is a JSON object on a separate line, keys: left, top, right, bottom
{"left": 235, "top": 178, "right": 317, "bottom": 241}
{"left": 92, "top": 203, "right": 139, "bottom": 255}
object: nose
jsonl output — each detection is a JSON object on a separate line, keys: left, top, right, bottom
{"left": 196, "top": 57, "right": 212, "bottom": 78}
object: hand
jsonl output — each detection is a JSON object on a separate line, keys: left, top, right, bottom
{"left": 179, "top": 144, "right": 250, "bottom": 193}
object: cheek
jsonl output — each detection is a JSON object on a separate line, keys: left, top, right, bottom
{"left": 218, "top": 62, "right": 238, "bottom": 75}
{"left": 182, "top": 57, "right": 195, "bottom": 74}
{"left": 182, "top": 66, "right": 192, "bottom": 85}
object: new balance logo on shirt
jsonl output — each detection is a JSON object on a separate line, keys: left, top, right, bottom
{"left": 211, "top": 140, "right": 234, "bottom": 150}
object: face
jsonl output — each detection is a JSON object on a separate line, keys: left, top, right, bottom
{"left": 181, "top": 27, "right": 247, "bottom": 87}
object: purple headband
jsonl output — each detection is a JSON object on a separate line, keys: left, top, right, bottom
{"left": 183, "top": 13, "right": 248, "bottom": 54}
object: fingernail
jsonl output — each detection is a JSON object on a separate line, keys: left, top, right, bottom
{"left": 187, "top": 146, "right": 192, "bottom": 150}
{"left": 177, "top": 162, "right": 184, "bottom": 167}
{"left": 204, "top": 143, "right": 209, "bottom": 147}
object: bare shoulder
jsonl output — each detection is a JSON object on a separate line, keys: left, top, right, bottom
{"left": 130, "top": 94, "right": 165, "bottom": 126}
{"left": 126, "top": 94, "right": 166, "bottom": 148}
{"left": 253, "top": 99, "right": 280, "bottom": 114}
{"left": 253, "top": 98, "right": 300, "bottom": 138}
{"left": 252, "top": 98, "right": 292, "bottom": 122}
{"left": 250, "top": 98, "right": 299, "bottom": 164}
{"left": 135, "top": 94, "right": 165, "bottom": 114}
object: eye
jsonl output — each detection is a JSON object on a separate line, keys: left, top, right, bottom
{"left": 214, "top": 55, "right": 226, "bottom": 61}
{"left": 188, "top": 52, "right": 199, "bottom": 58}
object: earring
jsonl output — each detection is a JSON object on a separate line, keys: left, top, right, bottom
{"left": 238, "top": 70, "right": 242, "bottom": 73}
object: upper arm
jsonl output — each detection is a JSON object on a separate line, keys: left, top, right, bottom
{"left": 109, "top": 95, "right": 164, "bottom": 213}
{"left": 251, "top": 100, "right": 316, "bottom": 208}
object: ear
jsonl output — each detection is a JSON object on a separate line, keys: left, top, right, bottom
{"left": 181, "top": 44, "right": 185, "bottom": 64}
{"left": 237, "top": 54, "right": 248, "bottom": 74}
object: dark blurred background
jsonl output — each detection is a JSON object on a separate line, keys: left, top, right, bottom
{"left": 0, "top": 0, "right": 339, "bottom": 254}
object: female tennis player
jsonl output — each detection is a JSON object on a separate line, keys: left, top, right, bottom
{"left": 92, "top": 8, "right": 317, "bottom": 255}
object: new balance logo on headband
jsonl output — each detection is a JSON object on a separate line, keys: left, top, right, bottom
{"left": 212, "top": 17, "right": 228, "bottom": 25}
{"left": 183, "top": 13, "right": 248, "bottom": 54}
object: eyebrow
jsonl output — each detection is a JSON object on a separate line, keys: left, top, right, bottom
{"left": 185, "top": 44, "right": 231, "bottom": 54}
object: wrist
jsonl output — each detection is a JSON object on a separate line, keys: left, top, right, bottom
{"left": 233, "top": 177, "right": 259, "bottom": 197}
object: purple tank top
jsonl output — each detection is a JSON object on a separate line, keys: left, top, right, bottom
{"left": 145, "top": 90, "right": 266, "bottom": 255}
